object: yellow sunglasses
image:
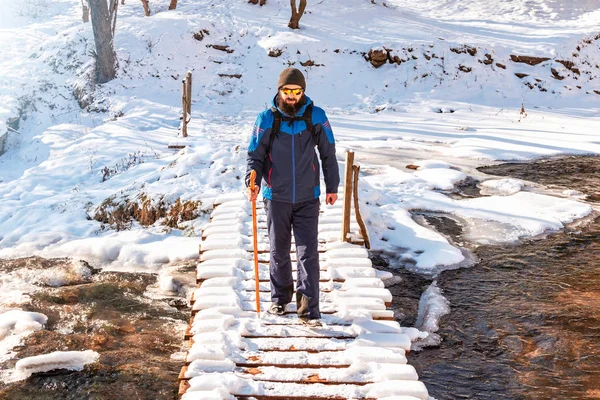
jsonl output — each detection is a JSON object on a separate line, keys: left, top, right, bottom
{"left": 281, "top": 88, "right": 303, "bottom": 96}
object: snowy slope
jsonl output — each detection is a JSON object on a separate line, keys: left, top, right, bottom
{"left": 0, "top": 0, "right": 599, "bottom": 276}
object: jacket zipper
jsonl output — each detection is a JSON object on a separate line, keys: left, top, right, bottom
{"left": 292, "top": 122, "right": 296, "bottom": 203}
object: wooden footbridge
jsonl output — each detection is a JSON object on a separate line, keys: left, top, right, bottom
{"left": 177, "top": 154, "right": 430, "bottom": 400}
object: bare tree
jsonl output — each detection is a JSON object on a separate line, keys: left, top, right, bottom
{"left": 168, "top": 0, "right": 177, "bottom": 10}
{"left": 289, "top": 0, "right": 306, "bottom": 29}
{"left": 140, "top": 0, "right": 150, "bottom": 16}
{"left": 81, "top": 0, "right": 90, "bottom": 22}
{"left": 89, "top": 0, "right": 118, "bottom": 83}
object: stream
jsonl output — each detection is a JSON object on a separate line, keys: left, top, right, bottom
{"left": 385, "top": 155, "right": 600, "bottom": 400}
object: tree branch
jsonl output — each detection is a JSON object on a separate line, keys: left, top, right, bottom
{"left": 110, "top": 0, "right": 118, "bottom": 37}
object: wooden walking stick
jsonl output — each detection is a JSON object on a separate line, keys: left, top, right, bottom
{"left": 249, "top": 170, "right": 261, "bottom": 314}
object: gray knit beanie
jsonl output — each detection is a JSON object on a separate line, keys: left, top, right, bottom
{"left": 277, "top": 68, "right": 306, "bottom": 90}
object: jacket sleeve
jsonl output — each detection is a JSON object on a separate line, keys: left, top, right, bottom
{"left": 245, "top": 112, "right": 272, "bottom": 189}
{"left": 314, "top": 109, "right": 340, "bottom": 194}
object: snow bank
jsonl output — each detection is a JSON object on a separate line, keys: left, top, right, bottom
{"left": 17, "top": 260, "right": 93, "bottom": 287}
{"left": 412, "top": 282, "right": 451, "bottom": 350}
{"left": 0, "top": 310, "right": 47, "bottom": 339}
{"left": 13, "top": 350, "right": 99, "bottom": 381}
{"left": 479, "top": 178, "right": 524, "bottom": 196}
{"left": 0, "top": 309, "right": 48, "bottom": 369}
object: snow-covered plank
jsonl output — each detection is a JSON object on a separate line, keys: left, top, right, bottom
{"left": 200, "top": 248, "right": 251, "bottom": 261}
{"left": 238, "top": 363, "right": 419, "bottom": 383}
{"left": 329, "top": 266, "right": 377, "bottom": 280}
{"left": 341, "top": 278, "right": 385, "bottom": 289}
{"left": 240, "top": 324, "right": 356, "bottom": 339}
{"left": 326, "top": 247, "right": 369, "bottom": 259}
{"left": 184, "top": 191, "right": 429, "bottom": 400}
{"left": 326, "top": 258, "right": 373, "bottom": 268}
{"left": 239, "top": 270, "right": 333, "bottom": 282}
{"left": 234, "top": 380, "right": 368, "bottom": 399}
{"left": 246, "top": 337, "right": 352, "bottom": 352}
{"left": 214, "top": 192, "right": 246, "bottom": 205}
{"left": 333, "top": 288, "right": 392, "bottom": 303}
{"left": 240, "top": 300, "right": 340, "bottom": 314}
{"left": 349, "top": 333, "right": 412, "bottom": 351}
{"left": 203, "top": 223, "right": 250, "bottom": 237}
{"left": 200, "top": 236, "right": 248, "bottom": 251}
{"left": 196, "top": 265, "right": 245, "bottom": 280}
{"left": 238, "top": 347, "right": 408, "bottom": 366}
{"left": 318, "top": 222, "right": 359, "bottom": 233}
{"left": 198, "top": 278, "right": 333, "bottom": 293}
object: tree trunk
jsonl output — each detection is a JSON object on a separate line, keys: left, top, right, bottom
{"left": 289, "top": 0, "right": 306, "bottom": 29}
{"left": 168, "top": 0, "right": 177, "bottom": 10}
{"left": 140, "top": 0, "right": 150, "bottom": 16}
{"left": 82, "top": 4, "right": 90, "bottom": 22}
{"left": 89, "top": 0, "right": 117, "bottom": 83}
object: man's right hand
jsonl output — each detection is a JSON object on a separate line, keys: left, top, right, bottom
{"left": 246, "top": 186, "right": 260, "bottom": 202}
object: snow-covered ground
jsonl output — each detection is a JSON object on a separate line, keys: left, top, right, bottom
{"left": 0, "top": 0, "right": 599, "bottom": 387}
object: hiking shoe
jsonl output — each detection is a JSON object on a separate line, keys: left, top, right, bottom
{"left": 267, "top": 303, "right": 286, "bottom": 316}
{"left": 299, "top": 317, "right": 322, "bottom": 327}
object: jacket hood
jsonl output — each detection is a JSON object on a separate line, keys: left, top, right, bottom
{"left": 270, "top": 94, "right": 313, "bottom": 117}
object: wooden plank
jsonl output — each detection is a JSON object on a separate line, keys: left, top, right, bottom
{"left": 341, "top": 150, "right": 354, "bottom": 241}
{"left": 196, "top": 277, "right": 338, "bottom": 285}
{"left": 244, "top": 337, "right": 352, "bottom": 351}
{"left": 237, "top": 396, "right": 376, "bottom": 400}
{"left": 177, "top": 365, "right": 188, "bottom": 381}
{"left": 352, "top": 164, "right": 370, "bottom": 249}
{"left": 178, "top": 379, "right": 189, "bottom": 396}
{"left": 237, "top": 363, "right": 350, "bottom": 369}
{"left": 241, "top": 334, "right": 355, "bottom": 340}
{"left": 232, "top": 379, "right": 380, "bottom": 400}
{"left": 237, "top": 377, "right": 370, "bottom": 387}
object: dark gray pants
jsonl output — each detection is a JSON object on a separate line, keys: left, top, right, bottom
{"left": 264, "top": 198, "right": 320, "bottom": 319}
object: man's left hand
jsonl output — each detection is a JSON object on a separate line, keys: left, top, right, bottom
{"left": 326, "top": 193, "right": 338, "bottom": 205}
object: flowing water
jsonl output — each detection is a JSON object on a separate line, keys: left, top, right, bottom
{"left": 384, "top": 155, "right": 600, "bottom": 400}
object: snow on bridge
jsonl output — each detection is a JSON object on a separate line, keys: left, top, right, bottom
{"left": 178, "top": 192, "right": 430, "bottom": 400}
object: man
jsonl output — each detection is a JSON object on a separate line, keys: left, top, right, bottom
{"left": 245, "top": 68, "right": 340, "bottom": 326}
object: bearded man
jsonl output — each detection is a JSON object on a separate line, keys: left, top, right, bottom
{"left": 245, "top": 68, "right": 340, "bottom": 326}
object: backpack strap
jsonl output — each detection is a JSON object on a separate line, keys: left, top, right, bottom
{"left": 267, "top": 106, "right": 281, "bottom": 156}
{"left": 302, "top": 103, "right": 318, "bottom": 147}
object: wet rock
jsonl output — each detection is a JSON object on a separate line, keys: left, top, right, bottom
{"left": 450, "top": 45, "right": 477, "bottom": 56}
{"left": 510, "top": 55, "right": 550, "bottom": 66}
{"left": 268, "top": 48, "right": 283, "bottom": 57}
{"left": 419, "top": 213, "right": 463, "bottom": 240}
{"left": 368, "top": 252, "right": 389, "bottom": 268}
{"left": 482, "top": 54, "right": 493, "bottom": 65}
{"left": 551, "top": 68, "right": 565, "bottom": 80}
{"left": 367, "top": 47, "right": 389, "bottom": 68}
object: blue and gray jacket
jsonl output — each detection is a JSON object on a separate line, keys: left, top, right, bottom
{"left": 245, "top": 95, "right": 340, "bottom": 203}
